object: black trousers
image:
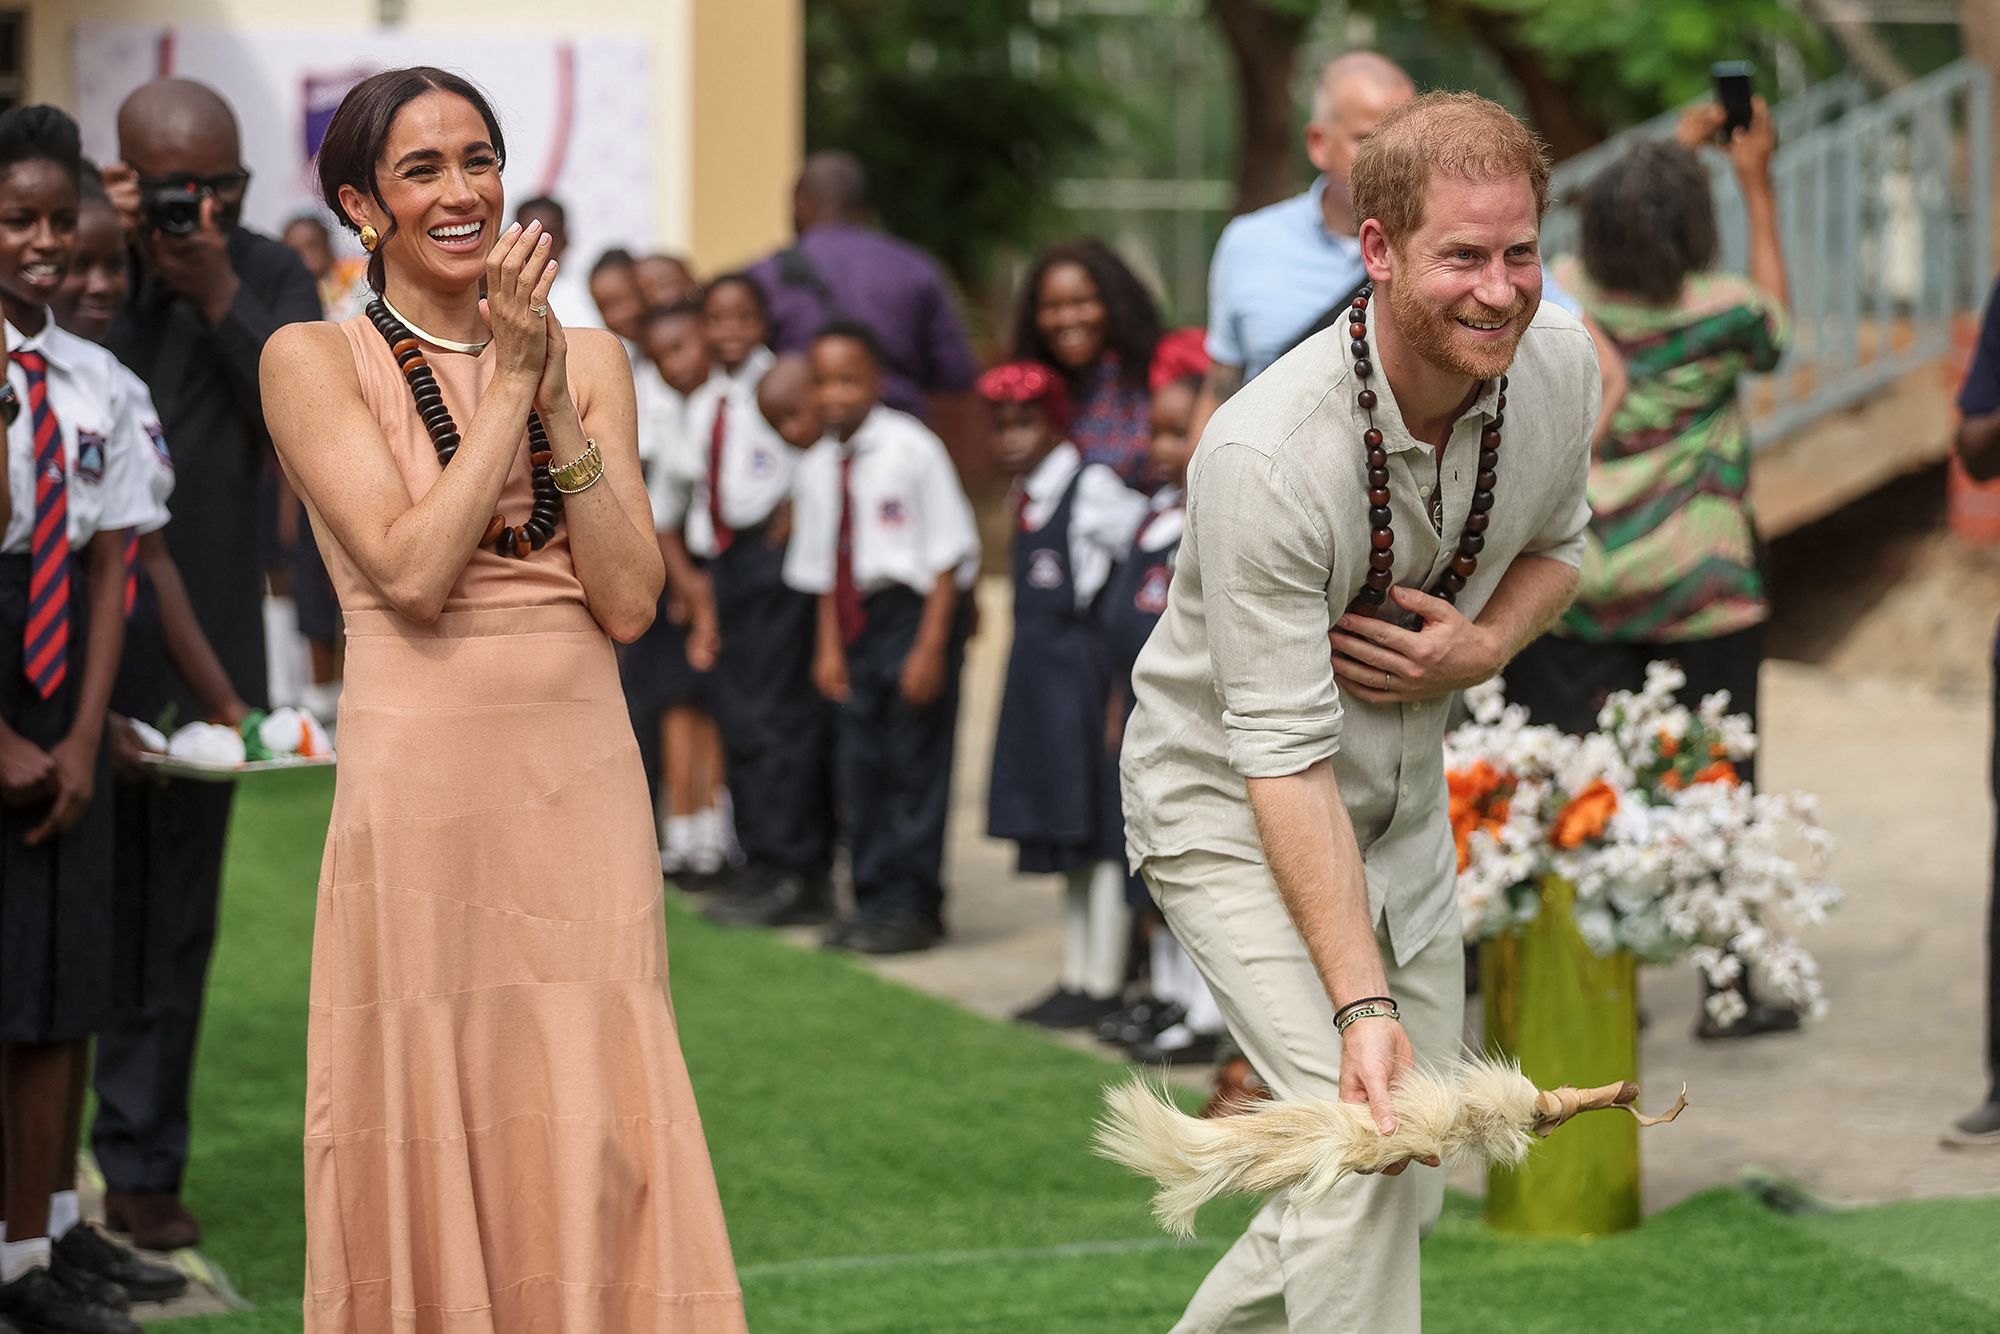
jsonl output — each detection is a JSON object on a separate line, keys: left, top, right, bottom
{"left": 711, "top": 524, "right": 833, "bottom": 876}
{"left": 1986, "top": 644, "right": 2000, "bottom": 1102}
{"left": 838, "top": 587, "right": 968, "bottom": 928}
{"left": 1501, "top": 623, "right": 1764, "bottom": 788}
{"left": 91, "top": 777, "right": 235, "bottom": 1196}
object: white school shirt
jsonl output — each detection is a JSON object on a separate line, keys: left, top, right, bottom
{"left": 111, "top": 360, "right": 174, "bottom": 537}
{"left": 1136, "top": 483, "right": 1185, "bottom": 554}
{"left": 1, "top": 314, "right": 158, "bottom": 554}
{"left": 641, "top": 377, "right": 703, "bottom": 536}
{"left": 677, "top": 347, "right": 798, "bottom": 557}
{"left": 1013, "top": 441, "right": 1146, "bottom": 610}
{"left": 784, "top": 405, "right": 980, "bottom": 599}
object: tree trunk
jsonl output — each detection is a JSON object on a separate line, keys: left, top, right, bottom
{"left": 1800, "top": 0, "right": 1912, "bottom": 92}
{"left": 1211, "top": 0, "right": 1311, "bottom": 215}
{"left": 1446, "top": 4, "right": 1609, "bottom": 160}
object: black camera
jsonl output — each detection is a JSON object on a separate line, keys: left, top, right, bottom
{"left": 142, "top": 181, "right": 211, "bottom": 236}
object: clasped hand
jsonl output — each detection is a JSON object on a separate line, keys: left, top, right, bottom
{"left": 480, "top": 220, "right": 568, "bottom": 412}
{"left": 1328, "top": 585, "right": 1501, "bottom": 706}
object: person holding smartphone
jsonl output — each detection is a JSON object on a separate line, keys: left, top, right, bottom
{"left": 1501, "top": 91, "right": 1793, "bottom": 1037}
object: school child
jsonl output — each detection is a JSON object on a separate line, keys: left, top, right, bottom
{"left": 977, "top": 361, "right": 1146, "bottom": 1028}
{"left": 49, "top": 177, "right": 232, "bottom": 1299}
{"left": 785, "top": 321, "right": 980, "bottom": 955}
{"left": 671, "top": 276, "right": 838, "bottom": 924}
{"left": 634, "top": 300, "right": 732, "bottom": 879}
{"left": 1096, "top": 329, "right": 1227, "bottom": 1064}
{"left": 0, "top": 106, "right": 177, "bottom": 1334}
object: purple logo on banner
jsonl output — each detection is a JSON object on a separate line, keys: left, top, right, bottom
{"left": 303, "top": 68, "right": 376, "bottom": 159}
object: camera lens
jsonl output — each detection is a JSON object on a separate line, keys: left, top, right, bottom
{"left": 142, "top": 185, "right": 207, "bottom": 237}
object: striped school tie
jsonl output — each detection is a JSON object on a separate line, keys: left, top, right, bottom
{"left": 124, "top": 529, "right": 139, "bottom": 616}
{"left": 16, "top": 349, "right": 69, "bottom": 698}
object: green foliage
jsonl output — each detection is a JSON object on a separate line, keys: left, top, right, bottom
{"left": 1360, "top": 0, "right": 1828, "bottom": 131}
{"left": 805, "top": 0, "right": 1108, "bottom": 286}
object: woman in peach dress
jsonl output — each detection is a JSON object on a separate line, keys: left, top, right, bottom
{"left": 260, "top": 67, "right": 746, "bottom": 1333}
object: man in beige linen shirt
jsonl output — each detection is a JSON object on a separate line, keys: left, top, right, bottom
{"left": 1121, "top": 93, "right": 1598, "bottom": 1332}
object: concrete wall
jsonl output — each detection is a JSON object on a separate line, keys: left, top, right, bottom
{"left": 26, "top": 0, "right": 800, "bottom": 274}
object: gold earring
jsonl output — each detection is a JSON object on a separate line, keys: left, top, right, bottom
{"left": 359, "top": 225, "right": 379, "bottom": 252}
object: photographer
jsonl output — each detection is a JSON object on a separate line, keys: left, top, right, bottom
{"left": 91, "top": 77, "right": 319, "bottom": 1252}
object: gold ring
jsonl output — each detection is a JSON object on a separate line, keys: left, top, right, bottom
{"left": 1383, "top": 670, "right": 1391, "bottom": 690}
{"left": 530, "top": 304, "right": 548, "bottom": 317}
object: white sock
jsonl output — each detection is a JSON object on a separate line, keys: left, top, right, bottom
{"left": 1083, "top": 860, "right": 1132, "bottom": 1000}
{"left": 47, "top": 1190, "right": 79, "bottom": 1240}
{"left": 667, "top": 814, "right": 697, "bottom": 855}
{"left": 1060, "top": 869, "right": 1091, "bottom": 992}
{"left": 1182, "top": 967, "right": 1225, "bottom": 1036}
{"left": 1150, "top": 929, "right": 1183, "bottom": 1005}
{"left": 1, "top": 1236, "right": 52, "bottom": 1282}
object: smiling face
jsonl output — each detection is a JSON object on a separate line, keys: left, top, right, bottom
{"left": 703, "top": 279, "right": 767, "bottom": 373}
{"left": 0, "top": 159, "right": 79, "bottom": 332}
{"left": 1034, "top": 261, "right": 1108, "bottom": 372}
{"left": 53, "top": 198, "right": 126, "bottom": 344}
{"left": 809, "top": 334, "right": 881, "bottom": 438}
{"left": 339, "top": 90, "right": 503, "bottom": 302}
{"left": 1371, "top": 171, "right": 1542, "bottom": 382}
{"left": 642, "top": 312, "right": 710, "bottom": 397}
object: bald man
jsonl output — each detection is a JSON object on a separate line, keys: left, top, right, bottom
{"left": 747, "top": 150, "right": 977, "bottom": 422}
{"left": 1189, "top": 53, "right": 1586, "bottom": 448}
{"left": 94, "top": 77, "right": 320, "bottom": 1252}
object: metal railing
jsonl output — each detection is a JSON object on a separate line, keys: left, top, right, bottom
{"left": 1542, "top": 62, "right": 1991, "bottom": 446}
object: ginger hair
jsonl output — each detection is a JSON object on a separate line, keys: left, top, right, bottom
{"left": 1349, "top": 91, "right": 1552, "bottom": 248}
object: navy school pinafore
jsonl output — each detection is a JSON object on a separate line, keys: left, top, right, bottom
{"left": 1101, "top": 508, "right": 1182, "bottom": 907}
{"left": 988, "top": 471, "right": 1120, "bottom": 874}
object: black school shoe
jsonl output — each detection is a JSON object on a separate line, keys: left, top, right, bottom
{"left": 1942, "top": 1100, "right": 2000, "bottom": 1148}
{"left": 0, "top": 1266, "right": 141, "bottom": 1334}
{"left": 703, "top": 867, "right": 834, "bottom": 928}
{"left": 841, "top": 915, "right": 941, "bottom": 955}
{"left": 1096, "top": 997, "right": 1185, "bottom": 1048}
{"left": 55, "top": 1225, "right": 188, "bottom": 1303}
{"left": 1014, "top": 987, "right": 1123, "bottom": 1030}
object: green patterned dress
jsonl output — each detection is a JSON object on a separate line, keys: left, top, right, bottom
{"left": 1552, "top": 257, "right": 1790, "bottom": 643}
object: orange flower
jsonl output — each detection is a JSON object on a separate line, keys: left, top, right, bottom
{"left": 1709, "top": 742, "right": 1728, "bottom": 759}
{"left": 1550, "top": 780, "right": 1619, "bottom": 850}
{"left": 1657, "top": 730, "right": 1679, "bottom": 759}
{"left": 1448, "top": 761, "right": 1511, "bottom": 871}
{"left": 1693, "top": 759, "right": 1739, "bottom": 786}
{"left": 1659, "top": 769, "right": 1686, "bottom": 792}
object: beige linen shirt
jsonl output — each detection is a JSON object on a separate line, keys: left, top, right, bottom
{"left": 1121, "top": 298, "right": 1598, "bottom": 963}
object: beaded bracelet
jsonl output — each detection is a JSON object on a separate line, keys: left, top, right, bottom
{"left": 1334, "top": 1001, "right": 1400, "bottom": 1034}
{"left": 550, "top": 438, "right": 604, "bottom": 495}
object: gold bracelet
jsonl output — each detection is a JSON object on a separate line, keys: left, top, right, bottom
{"left": 549, "top": 438, "right": 604, "bottom": 494}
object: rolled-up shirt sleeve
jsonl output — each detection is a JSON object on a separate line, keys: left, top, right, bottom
{"left": 1191, "top": 441, "right": 1343, "bottom": 779}
{"left": 1523, "top": 340, "right": 1600, "bottom": 568}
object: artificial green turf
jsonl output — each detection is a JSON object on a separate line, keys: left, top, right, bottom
{"left": 166, "top": 770, "right": 2000, "bottom": 1332}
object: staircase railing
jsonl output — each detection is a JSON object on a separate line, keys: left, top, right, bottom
{"left": 1542, "top": 61, "right": 1991, "bottom": 447}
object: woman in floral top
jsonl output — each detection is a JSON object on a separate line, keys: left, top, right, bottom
{"left": 1012, "top": 239, "right": 1162, "bottom": 487}
{"left": 1505, "top": 98, "right": 1793, "bottom": 1038}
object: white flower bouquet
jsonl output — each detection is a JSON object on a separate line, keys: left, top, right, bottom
{"left": 1447, "top": 662, "right": 1839, "bottom": 1023}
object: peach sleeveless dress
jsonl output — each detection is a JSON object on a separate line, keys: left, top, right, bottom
{"left": 299, "top": 315, "right": 747, "bottom": 1333}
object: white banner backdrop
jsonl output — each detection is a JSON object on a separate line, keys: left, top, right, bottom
{"left": 71, "top": 25, "right": 658, "bottom": 275}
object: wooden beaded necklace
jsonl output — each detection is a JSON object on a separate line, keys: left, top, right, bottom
{"left": 1342, "top": 284, "right": 1506, "bottom": 623}
{"left": 366, "top": 298, "right": 564, "bottom": 557}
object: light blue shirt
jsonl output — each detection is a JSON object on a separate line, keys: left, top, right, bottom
{"left": 1206, "top": 177, "right": 1579, "bottom": 382}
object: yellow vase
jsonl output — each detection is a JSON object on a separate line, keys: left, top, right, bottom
{"left": 1480, "top": 873, "right": 1641, "bottom": 1236}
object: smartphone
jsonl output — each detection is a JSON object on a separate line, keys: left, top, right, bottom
{"left": 1712, "top": 61, "right": 1755, "bottom": 137}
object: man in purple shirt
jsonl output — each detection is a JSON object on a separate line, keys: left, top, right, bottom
{"left": 748, "top": 152, "right": 978, "bottom": 421}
